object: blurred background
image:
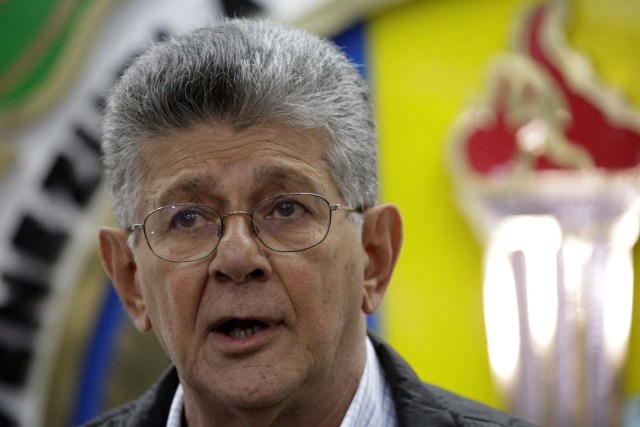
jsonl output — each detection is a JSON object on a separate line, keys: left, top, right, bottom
{"left": 0, "top": 0, "right": 639, "bottom": 426}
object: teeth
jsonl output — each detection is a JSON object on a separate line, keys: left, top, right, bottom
{"left": 227, "top": 325, "right": 266, "bottom": 339}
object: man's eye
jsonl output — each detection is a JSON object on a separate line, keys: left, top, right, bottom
{"left": 265, "top": 198, "right": 309, "bottom": 220}
{"left": 170, "top": 210, "right": 200, "bottom": 229}
{"left": 275, "top": 201, "right": 296, "bottom": 217}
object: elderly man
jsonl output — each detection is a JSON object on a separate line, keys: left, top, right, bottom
{"left": 90, "top": 18, "right": 534, "bottom": 427}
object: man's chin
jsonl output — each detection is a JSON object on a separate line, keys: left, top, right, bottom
{"left": 189, "top": 365, "right": 307, "bottom": 410}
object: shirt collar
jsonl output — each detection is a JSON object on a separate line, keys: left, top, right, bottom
{"left": 166, "top": 380, "right": 184, "bottom": 427}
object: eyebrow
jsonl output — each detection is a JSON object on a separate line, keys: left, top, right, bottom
{"left": 253, "top": 164, "right": 327, "bottom": 194}
{"left": 154, "top": 175, "right": 218, "bottom": 207}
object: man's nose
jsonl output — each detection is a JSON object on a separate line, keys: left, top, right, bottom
{"left": 208, "top": 212, "right": 271, "bottom": 283}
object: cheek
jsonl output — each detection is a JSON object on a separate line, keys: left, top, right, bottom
{"left": 281, "top": 242, "right": 364, "bottom": 330}
{"left": 138, "top": 261, "right": 209, "bottom": 334}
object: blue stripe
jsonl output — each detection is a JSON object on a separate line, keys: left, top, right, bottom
{"left": 333, "top": 20, "right": 368, "bottom": 80}
{"left": 73, "top": 283, "right": 126, "bottom": 425}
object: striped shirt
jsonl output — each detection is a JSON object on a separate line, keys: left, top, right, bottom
{"left": 167, "top": 336, "right": 397, "bottom": 426}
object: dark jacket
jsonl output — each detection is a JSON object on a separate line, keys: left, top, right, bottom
{"left": 82, "top": 333, "right": 537, "bottom": 426}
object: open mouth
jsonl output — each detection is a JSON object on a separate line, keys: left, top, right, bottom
{"left": 217, "top": 319, "right": 269, "bottom": 339}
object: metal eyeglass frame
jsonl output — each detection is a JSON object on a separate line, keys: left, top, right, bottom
{"left": 129, "top": 192, "right": 359, "bottom": 262}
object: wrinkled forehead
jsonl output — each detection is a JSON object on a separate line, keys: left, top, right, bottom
{"left": 148, "top": 162, "right": 335, "bottom": 209}
{"left": 136, "top": 122, "right": 340, "bottom": 210}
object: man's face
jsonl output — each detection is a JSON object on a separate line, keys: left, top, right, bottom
{"left": 110, "top": 122, "right": 374, "bottom": 411}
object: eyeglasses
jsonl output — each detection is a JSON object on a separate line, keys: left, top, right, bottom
{"left": 130, "top": 193, "right": 357, "bottom": 262}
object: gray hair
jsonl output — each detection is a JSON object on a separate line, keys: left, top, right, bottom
{"left": 102, "top": 18, "right": 377, "bottom": 228}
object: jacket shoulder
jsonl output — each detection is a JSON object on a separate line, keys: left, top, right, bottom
{"left": 81, "top": 402, "right": 139, "bottom": 427}
{"left": 368, "top": 332, "right": 537, "bottom": 427}
{"left": 421, "top": 382, "right": 537, "bottom": 427}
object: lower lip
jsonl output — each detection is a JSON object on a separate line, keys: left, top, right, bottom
{"left": 209, "top": 324, "right": 281, "bottom": 355}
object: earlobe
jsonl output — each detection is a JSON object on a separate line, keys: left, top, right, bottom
{"left": 360, "top": 204, "right": 403, "bottom": 315}
{"left": 99, "top": 227, "right": 152, "bottom": 332}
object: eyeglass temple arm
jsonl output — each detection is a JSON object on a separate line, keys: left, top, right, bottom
{"left": 329, "top": 204, "right": 362, "bottom": 213}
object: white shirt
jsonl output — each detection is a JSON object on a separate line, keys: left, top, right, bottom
{"left": 166, "top": 337, "right": 397, "bottom": 427}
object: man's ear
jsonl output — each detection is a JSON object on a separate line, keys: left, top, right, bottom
{"left": 360, "top": 204, "right": 403, "bottom": 315}
{"left": 99, "top": 227, "right": 152, "bottom": 332}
